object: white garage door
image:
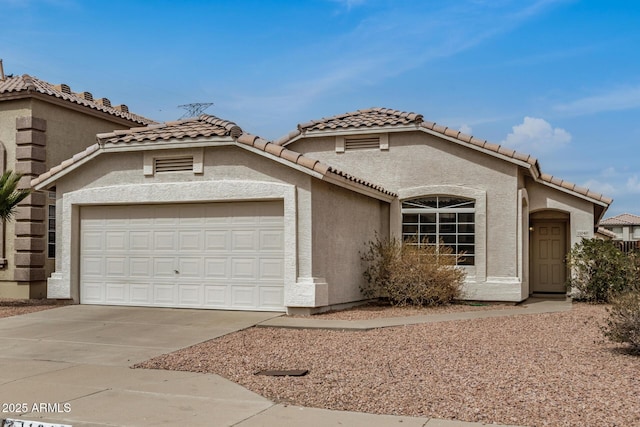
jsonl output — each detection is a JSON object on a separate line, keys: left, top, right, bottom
{"left": 80, "top": 201, "right": 285, "bottom": 311}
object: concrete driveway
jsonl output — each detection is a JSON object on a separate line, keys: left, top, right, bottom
{"left": 0, "top": 305, "right": 282, "bottom": 426}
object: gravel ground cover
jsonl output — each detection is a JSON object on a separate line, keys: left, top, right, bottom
{"left": 137, "top": 303, "right": 640, "bottom": 427}
{"left": 0, "top": 298, "right": 63, "bottom": 318}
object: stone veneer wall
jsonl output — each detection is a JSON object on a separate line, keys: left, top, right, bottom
{"left": 14, "top": 116, "right": 47, "bottom": 284}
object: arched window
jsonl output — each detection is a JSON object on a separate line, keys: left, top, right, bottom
{"left": 401, "top": 196, "right": 475, "bottom": 265}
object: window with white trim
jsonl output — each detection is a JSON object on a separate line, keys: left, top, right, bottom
{"left": 401, "top": 196, "right": 475, "bottom": 265}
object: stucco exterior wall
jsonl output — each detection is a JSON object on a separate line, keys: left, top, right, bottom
{"left": 526, "top": 176, "right": 596, "bottom": 247}
{"left": 288, "top": 131, "right": 524, "bottom": 300}
{"left": 310, "top": 179, "right": 389, "bottom": 306}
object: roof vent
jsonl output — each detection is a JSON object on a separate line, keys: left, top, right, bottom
{"left": 345, "top": 136, "right": 381, "bottom": 150}
{"left": 96, "top": 98, "right": 111, "bottom": 107}
{"left": 78, "top": 91, "right": 93, "bottom": 101}
{"left": 115, "top": 104, "right": 129, "bottom": 113}
{"left": 53, "top": 84, "right": 71, "bottom": 94}
{"left": 154, "top": 156, "right": 194, "bottom": 173}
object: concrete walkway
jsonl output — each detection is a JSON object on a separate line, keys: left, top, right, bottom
{"left": 259, "top": 297, "right": 571, "bottom": 330}
{"left": 0, "top": 300, "right": 570, "bottom": 426}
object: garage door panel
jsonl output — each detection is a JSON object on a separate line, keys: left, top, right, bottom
{"left": 204, "top": 285, "right": 228, "bottom": 307}
{"left": 205, "top": 258, "right": 228, "bottom": 278}
{"left": 82, "top": 232, "right": 103, "bottom": 251}
{"left": 232, "top": 230, "right": 258, "bottom": 250}
{"left": 179, "top": 231, "right": 202, "bottom": 251}
{"left": 105, "top": 257, "right": 127, "bottom": 277}
{"left": 177, "top": 258, "right": 202, "bottom": 277}
{"left": 130, "top": 258, "right": 152, "bottom": 277}
{"left": 153, "top": 284, "right": 175, "bottom": 304}
{"left": 153, "top": 258, "right": 176, "bottom": 277}
{"left": 82, "top": 257, "right": 104, "bottom": 276}
{"left": 231, "top": 286, "right": 257, "bottom": 308}
{"left": 130, "top": 284, "right": 151, "bottom": 304}
{"left": 154, "top": 231, "right": 176, "bottom": 250}
{"left": 260, "top": 287, "right": 285, "bottom": 308}
{"left": 205, "top": 230, "right": 229, "bottom": 250}
{"left": 130, "top": 232, "right": 152, "bottom": 250}
{"left": 260, "top": 230, "right": 284, "bottom": 251}
{"left": 105, "top": 283, "right": 127, "bottom": 303}
{"left": 82, "top": 282, "right": 104, "bottom": 303}
{"left": 81, "top": 202, "right": 284, "bottom": 311}
{"left": 105, "top": 231, "right": 127, "bottom": 251}
{"left": 259, "top": 259, "right": 284, "bottom": 280}
{"left": 231, "top": 258, "right": 257, "bottom": 278}
{"left": 178, "top": 285, "right": 201, "bottom": 305}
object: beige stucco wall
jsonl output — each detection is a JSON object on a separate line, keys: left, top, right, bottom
{"left": 288, "top": 131, "right": 524, "bottom": 300}
{"left": 525, "top": 176, "right": 596, "bottom": 247}
{"left": 311, "top": 179, "right": 389, "bottom": 306}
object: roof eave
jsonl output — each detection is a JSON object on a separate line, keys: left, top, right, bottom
{"left": 33, "top": 146, "right": 102, "bottom": 190}
{"left": 235, "top": 143, "right": 395, "bottom": 202}
{"left": 537, "top": 179, "right": 612, "bottom": 208}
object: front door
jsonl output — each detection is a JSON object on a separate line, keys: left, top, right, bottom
{"left": 531, "top": 221, "right": 567, "bottom": 293}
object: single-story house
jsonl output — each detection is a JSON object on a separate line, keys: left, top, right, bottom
{"left": 32, "top": 108, "right": 612, "bottom": 313}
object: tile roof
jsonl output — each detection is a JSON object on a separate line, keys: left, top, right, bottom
{"left": 96, "top": 114, "right": 243, "bottom": 143}
{"left": 600, "top": 213, "right": 640, "bottom": 226}
{"left": 32, "top": 114, "right": 396, "bottom": 199}
{"left": 277, "top": 106, "right": 612, "bottom": 206}
{"left": 298, "top": 107, "right": 424, "bottom": 132}
{"left": 596, "top": 227, "right": 618, "bottom": 239}
{"left": 0, "top": 74, "right": 154, "bottom": 125}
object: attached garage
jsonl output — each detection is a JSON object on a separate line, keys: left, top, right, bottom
{"left": 80, "top": 201, "right": 285, "bottom": 311}
{"left": 33, "top": 114, "right": 395, "bottom": 313}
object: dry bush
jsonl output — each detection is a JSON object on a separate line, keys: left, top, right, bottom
{"left": 603, "top": 287, "right": 640, "bottom": 353}
{"left": 361, "top": 236, "right": 465, "bottom": 306}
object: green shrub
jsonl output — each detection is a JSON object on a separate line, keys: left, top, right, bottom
{"left": 361, "top": 236, "right": 465, "bottom": 306}
{"left": 603, "top": 287, "right": 640, "bottom": 353}
{"left": 567, "top": 239, "right": 635, "bottom": 303}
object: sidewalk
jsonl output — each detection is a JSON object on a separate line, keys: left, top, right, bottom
{"left": 258, "top": 297, "right": 572, "bottom": 330}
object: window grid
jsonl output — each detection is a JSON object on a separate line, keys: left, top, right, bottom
{"left": 402, "top": 196, "right": 475, "bottom": 266}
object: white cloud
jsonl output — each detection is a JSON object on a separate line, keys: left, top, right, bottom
{"left": 554, "top": 85, "right": 640, "bottom": 116}
{"left": 626, "top": 175, "right": 640, "bottom": 193}
{"left": 459, "top": 124, "right": 473, "bottom": 135}
{"left": 501, "top": 117, "right": 571, "bottom": 153}
{"left": 581, "top": 179, "right": 617, "bottom": 196}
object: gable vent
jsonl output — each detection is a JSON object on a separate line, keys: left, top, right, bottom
{"left": 154, "top": 156, "right": 194, "bottom": 173}
{"left": 345, "top": 136, "right": 380, "bottom": 150}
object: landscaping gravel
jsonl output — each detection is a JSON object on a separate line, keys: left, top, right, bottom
{"left": 137, "top": 304, "right": 640, "bottom": 427}
{"left": 0, "top": 298, "right": 63, "bottom": 318}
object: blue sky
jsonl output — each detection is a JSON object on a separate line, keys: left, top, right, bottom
{"left": 2, "top": 0, "right": 639, "bottom": 217}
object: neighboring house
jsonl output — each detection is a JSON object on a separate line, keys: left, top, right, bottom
{"left": 0, "top": 73, "right": 154, "bottom": 299}
{"left": 599, "top": 213, "right": 640, "bottom": 241}
{"left": 32, "top": 108, "right": 611, "bottom": 313}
